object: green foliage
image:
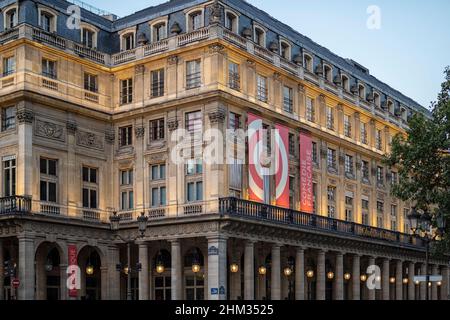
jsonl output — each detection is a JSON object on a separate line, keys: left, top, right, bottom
{"left": 385, "top": 67, "right": 450, "bottom": 251}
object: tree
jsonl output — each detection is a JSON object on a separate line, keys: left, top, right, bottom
{"left": 385, "top": 67, "right": 450, "bottom": 252}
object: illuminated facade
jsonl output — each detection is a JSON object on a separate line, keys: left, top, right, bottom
{"left": 0, "top": 0, "right": 448, "bottom": 300}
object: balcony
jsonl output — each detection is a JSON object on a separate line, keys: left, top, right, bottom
{"left": 219, "top": 197, "right": 425, "bottom": 249}
{"left": 0, "top": 196, "right": 32, "bottom": 215}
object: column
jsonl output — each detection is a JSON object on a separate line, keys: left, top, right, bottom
{"left": 408, "top": 262, "right": 415, "bottom": 300}
{"left": 395, "top": 260, "right": 403, "bottom": 300}
{"left": 316, "top": 250, "right": 326, "bottom": 301}
{"left": 0, "top": 241, "right": 4, "bottom": 300}
{"left": 100, "top": 267, "right": 108, "bottom": 301}
{"left": 18, "top": 236, "right": 35, "bottom": 300}
{"left": 334, "top": 252, "right": 344, "bottom": 300}
{"left": 367, "top": 256, "right": 376, "bottom": 301}
{"left": 420, "top": 263, "right": 426, "bottom": 300}
{"left": 442, "top": 266, "right": 449, "bottom": 301}
{"left": 16, "top": 106, "right": 34, "bottom": 197}
{"left": 207, "top": 236, "right": 228, "bottom": 300}
{"left": 352, "top": 255, "right": 361, "bottom": 300}
{"left": 171, "top": 240, "right": 183, "bottom": 300}
{"left": 431, "top": 265, "right": 438, "bottom": 300}
{"left": 138, "top": 243, "right": 149, "bottom": 300}
{"left": 244, "top": 241, "right": 255, "bottom": 300}
{"left": 59, "top": 263, "right": 68, "bottom": 300}
{"left": 107, "top": 245, "right": 121, "bottom": 300}
{"left": 295, "top": 248, "right": 305, "bottom": 300}
{"left": 271, "top": 244, "right": 281, "bottom": 300}
{"left": 382, "top": 258, "right": 390, "bottom": 300}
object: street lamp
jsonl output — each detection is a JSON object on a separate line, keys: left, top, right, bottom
{"left": 258, "top": 265, "right": 267, "bottom": 276}
{"left": 109, "top": 211, "right": 148, "bottom": 301}
{"left": 408, "top": 207, "right": 447, "bottom": 300}
{"left": 230, "top": 263, "right": 239, "bottom": 273}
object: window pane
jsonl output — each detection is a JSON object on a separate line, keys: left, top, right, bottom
{"left": 40, "top": 181, "right": 47, "bottom": 201}
{"left": 129, "top": 191, "right": 134, "bottom": 209}
{"left": 40, "top": 159, "right": 47, "bottom": 174}
{"left": 48, "top": 160, "right": 57, "bottom": 176}
{"left": 90, "top": 168, "right": 97, "bottom": 183}
{"left": 152, "top": 188, "right": 158, "bottom": 207}
{"left": 187, "top": 183, "right": 194, "bottom": 202}
{"left": 90, "top": 190, "right": 97, "bottom": 209}
{"left": 160, "top": 187, "right": 166, "bottom": 206}
{"left": 82, "top": 167, "right": 89, "bottom": 182}
{"left": 82, "top": 188, "right": 89, "bottom": 208}
{"left": 152, "top": 166, "right": 158, "bottom": 180}
{"left": 48, "top": 182, "right": 57, "bottom": 202}
{"left": 196, "top": 182, "right": 203, "bottom": 201}
{"left": 160, "top": 165, "right": 166, "bottom": 180}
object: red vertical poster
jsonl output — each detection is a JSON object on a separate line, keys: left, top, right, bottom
{"left": 248, "top": 113, "right": 264, "bottom": 202}
{"left": 275, "top": 124, "right": 290, "bottom": 208}
{"left": 299, "top": 131, "right": 314, "bottom": 213}
{"left": 68, "top": 245, "right": 78, "bottom": 298}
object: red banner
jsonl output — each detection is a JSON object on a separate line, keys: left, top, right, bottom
{"left": 248, "top": 113, "right": 264, "bottom": 202}
{"left": 275, "top": 124, "right": 290, "bottom": 208}
{"left": 68, "top": 245, "right": 78, "bottom": 298}
{"left": 299, "top": 132, "right": 314, "bottom": 213}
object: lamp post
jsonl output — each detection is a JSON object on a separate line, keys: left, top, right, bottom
{"left": 110, "top": 211, "right": 148, "bottom": 301}
{"left": 408, "top": 207, "right": 446, "bottom": 300}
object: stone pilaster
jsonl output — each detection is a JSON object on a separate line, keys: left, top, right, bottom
{"left": 352, "top": 255, "right": 361, "bottom": 300}
{"left": 18, "top": 236, "right": 35, "bottom": 300}
{"left": 59, "top": 263, "right": 68, "bottom": 300}
{"left": 334, "top": 252, "right": 344, "bottom": 300}
{"left": 271, "top": 244, "right": 281, "bottom": 300}
{"left": 107, "top": 246, "right": 121, "bottom": 300}
{"left": 138, "top": 243, "right": 149, "bottom": 300}
{"left": 442, "top": 266, "right": 449, "bottom": 300}
{"left": 244, "top": 241, "right": 255, "bottom": 300}
{"left": 431, "top": 265, "right": 438, "bottom": 300}
{"left": 0, "top": 241, "right": 4, "bottom": 300}
{"left": 316, "top": 250, "right": 326, "bottom": 300}
{"left": 420, "top": 263, "right": 426, "bottom": 300}
{"left": 171, "top": 239, "right": 183, "bottom": 300}
{"left": 382, "top": 258, "right": 390, "bottom": 300}
{"left": 367, "top": 256, "right": 376, "bottom": 300}
{"left": 207, "top": 236, "right": 228, "bottom": 300}
{"left": 16, "top": 106, "right": 34, "bottom": 197}
{"left": 395, "top": 260, "right": 403, "bottom": 300}
{"left": 408, "top": 262, "right": 415, "bottom": 300}
{"left": 295, "top": 248, "right": 305, "bottom": 300}
{"left": 66, "top": 119, "right": 79, "bottom": 217}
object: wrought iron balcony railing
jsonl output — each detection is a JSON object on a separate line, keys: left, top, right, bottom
{"left": 0, "top": 196, "right": 32, "bottom": 215}
{"left": 219, "top": 197, "right": 424, "bottom": 248}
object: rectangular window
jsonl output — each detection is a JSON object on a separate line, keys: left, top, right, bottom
{"left": 228, "top": 62, "right": 240, "bottom": 90}
{"left": 288, "top": 133, "right": 296, "bottom": 156}
{"left": 256, "top": 74, "right": 268, "bottom": 102}
{"left": 283, "top": 86, "right": 293, "bottom": 113}
{"left": 2, "top": 56, "right": 15, "bottom": 77}
{"left": 360, "top": 122, "right": 367, "bottom": 145}
{"left": 1, "top": 106, "right": 16, "bottom": 131}
{"left": 312, "top": 142, "right": 318, "bottom": 164}
{"left": 376, "top": 130, "right": 383, "bottom": 150}
{"left": 151, "top": 69, "right": 165, "bottom": 98}
{"left": 120, "top": 169, "right": 134, "bottom": 210}
{"left": 345, "top": 194, "right": 354, "bottom": 221}
{"left": 119, "top": 126, "right": 133, "bottom": 147}
{"left": 391, "top": 204, "right": 398, "bottom": 217}
{"left": 229, "top": 112, "right": 241, "bottom": 130}
{"left": 344, "top": 115, "right": 352, "bottom": 138}
{"left": 362, "top": 199, "right": 369, "bottom": 210}
{"left": 186, "top": 60, "right": 201, "bottom": 89}
{"left": 345, "top": 155, "right": 354, "bottom": 175}
{"left": 362, "top": 212, "right": 369, "bottom": 226}
{"left": 377, "top": 201, "right": 384, "bottom": 214}
{"left": 377, "top": 166, "right": 384, "bottom": 184}
{"left": 187, "top": 181, "right": 203, "bottom": 202}
{"left": 190, "top": 12, "right": 203, "bottom": 31}
{"left": 151, "top": 164, "right": 166, "bottom": 181}
{"left": 82, "top": 166, "right": 98, "bottom": 209}
{"left": 326, "top": 107, "right": 334, "bottom": 130}
{"left": 151, "top": 186, "right": 167, "bottom": 207}
{"left": 391, "top": 171, "right": 398, "bottom": 185}
{"left": 82, "top": 188, "right": 97, "bottom": 209}
{"left": 41, "top": 13, "right": 52, "bottom": 32}
{"left": 120, "top": 78, "right": 133, "bottom": 105}
{"left": 327, "top": 148, "right": 336, "bottom": 170}
{"left": 306, "top": 97, "right": 315, "bottom": 122}
{"left": 312, "top": 183, "right": 317, "bottom": 213}
{"left": 84, "top": 73, "right": 98, "bottom": 93}
{"left": 149, "top": 118, "right": 165, "bottom": 142}
{"left": 82, "top": 28, "right": 95, "bottom": 48}
{"left": 40, "top": 158, "right": 58, "bottom": 203}
{"left": 361, "top": 160, "right": 369, "bottom": 180}
{"left": 82, "top": 166, "right": 97, "bottom": 183}
{"left": 377, "top": 216, "right": 383, "bottom": 228}
{"left": 154, "top": 23, "right": 166, "bottom": 42}
{"left": 289, "top": 176, "right": 295, "bottom": 209}
{"left": 42, "top": 59, "right": 57, "bottom": 79}
{"left": 327, "top": 186, "right": 336, "bottom": 202}
{"left": 3, "top": 157, "right": 16, "bottom": 197}
{"left": 185, "top": 111, "right": 202, "bottom": 133}
{"left": 186, "top": 160, "right": 202, "bottom": 176}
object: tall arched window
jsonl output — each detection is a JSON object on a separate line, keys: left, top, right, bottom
{"left": 280, "top": 40, "right": 291, "bottom": 60}
{"left": 341, "top": 74, "right": 349, "bottom": 91}
{"left": 81, "top": 25, "right": 98, "bottom": 49}
{"left": 122, "top": 33, "right": 135, "bottom": 51}
{"left": 374, "top": 92, "right": 381, "bottom": 108}
{"left": 254, "top": 26, "right": 266, "bottom": 47}
{"left": 323, "top": 64, "right": 332, "bottom": 82}
{"left": 187, "top": 9, "right": 204, "bottom": 32}
{"left": 4, "top": 7, "right": 18, "bottom": 30}
{"left": 304, "top": 53, "right": 313, "bottom": 72}
{"left": 38, "top": 7, "right": 57, "bottom": 33}
{"left": 358, "top": 84, "right": 365, "bottom": 99}
{"left": 224, "top": 10, "right": 238, "bottom": 33}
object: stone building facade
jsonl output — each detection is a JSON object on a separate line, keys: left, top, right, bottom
{"left": 0, "top": 0, "right": 448, "bottom": 300}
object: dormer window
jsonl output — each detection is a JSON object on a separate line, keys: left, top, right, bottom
{"left": 324, "top": 64, "right": 332, "bottom": 82}
{"left": 123, "top": 33, "right": 135, "bottom": 51}
{"left": 387, "top": 100, "right": 394, "bottom": 114}
{"left": 358, "top": 84, "right": 365, "bottom": 99}
{"left": 40, "top": 12, "right": 55, "bottom": 32}
{"left": 280, "top": 40, "right": 291, "bottom": 60}
{"left": 304, "top": 53, "right": 313, "bottom": 72}
{"left": 4, "top": 8, "right": 18, "bottom": 30}
{"left": 81, "top": 25, "right": 98, "bottom": 49}
{"left": 188, "top": 10, "right": 203, "bottom": 31}
{"left": 153, "top": 23, "right": 167, "bottom": 42}
{"left": 341, "top": 74, "right": 349, "bottom": 91}
{"left": 254, "top": 26, "right": 266, "bottom": 47}
{"left": 374, "top": 92, "right": 381, "bottom": 108}
{"left": 225, "top": 10, "right": 238, "bottom": 33}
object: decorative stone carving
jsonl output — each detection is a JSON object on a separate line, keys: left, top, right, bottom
{"left": 135, "top": 64, "right": 145, "bottom": 75}
{"left": 209, "top": 43, "right": 225, "bottom": 55}
{"left": 246, "top": 59, "right": 256, "bottom": 69}
{"left": 16, "top": 109, "right": 34, "bottom": 124}
{"left": 66, "top": 121, "right": 77, "bottom": 135}
{"left": 149, "top": 152, "right": 167, "bottom": 163}
{"left": 273, "top": 72, "right": 282, "bottom": 82}
{"left": 35, "top": 120, "right": 65, "bottom": 142}
{"left": 336, "top": 103, "right": 344, "bottom": 112}
{"left": 135, "top": 126, "right": 145, "bottom": 139}
{"left": 105, "top": 130, "right": 115, "bottom": 144}
{"left": 354, "top": 112, "right": 360, "bottom": 120}
{"left": 76, "top": 130, "right": 104, "bottom": 150}
{"left": 167, "top": 55, "right": 178, "bottom": 65}
{"left": 298, "top": 84, "right": 305, "bottom": 93}
{"left": 167, "top": 119, "right": 179, "bottom": 131}
{"left": 208, "top": 107, "right": 226, "bottom": 124}
{"left": 209, "top": 0, "right": 222, "bottom": 25}
{"left": 170, "top": 22, "right": 181, "bottom": 35}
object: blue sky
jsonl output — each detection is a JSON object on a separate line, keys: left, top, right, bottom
{"left": 89, "top": 0, "right": 450, "bottom": 108}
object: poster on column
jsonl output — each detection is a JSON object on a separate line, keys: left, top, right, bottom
{"left": 247, "top": 113, "right": 264, "bottom": 203}
{"left": 299, "top": 131, "right": 314, "bottom": 213}
{"left": 68, "top": 245, "right": 79, "bottom": 298}
{"left": 275, "top": 124, "right": 290, "bottom": 208}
